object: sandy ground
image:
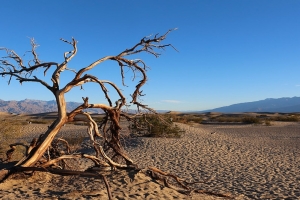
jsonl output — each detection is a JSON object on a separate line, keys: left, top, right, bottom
{"left": 0, "top": 121, "right": 299, "bottom": 199}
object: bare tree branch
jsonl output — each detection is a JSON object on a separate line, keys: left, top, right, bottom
{"left": 102, "top": 175, "right": 113, "bottom": 200}
{"left": 0, "top": 30, "right": 179, "bottom": 200}
{"left": 51, "top": 38, "right": 77, "bottom": 88}
{"left": 29, "top": 38, "right": 41, "bottom": 65}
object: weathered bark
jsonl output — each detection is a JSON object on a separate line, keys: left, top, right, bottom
{"left": 147, "top": 167, "right": 234, "bottom": 198}
{"left": 19, "top": 93, "right": 68, "bottom": 167}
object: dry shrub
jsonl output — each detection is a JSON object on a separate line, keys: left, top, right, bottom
{"left": 167, "top": 114, "right": 202, "bottom": 124}
{"left": 213, "top": 116, "right": 242, "bottom": 123}
{"left": 242, "top": 116, "right": 261, "bottom": 124}
{"left": 272, "top": 115, "right": 299, "bottom": 122}
{"left": 212, "top": 116, "right": 261, "bottom": 124}
{"left": 129, "top": 115, "right": 185, "bottom": 138}
{"left": 265, "top": 120, "right": 272, "bottom": 126}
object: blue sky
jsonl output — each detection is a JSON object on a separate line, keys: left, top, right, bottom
{"left": 0, "top": 1, "right": 299, "bottom": 111}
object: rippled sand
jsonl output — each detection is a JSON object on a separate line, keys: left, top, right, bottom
{"left": 1, "top": 121, "right": 299, "bottom": 199}
{"left": 125, "top": 122, "right": 300, "bottom": 199}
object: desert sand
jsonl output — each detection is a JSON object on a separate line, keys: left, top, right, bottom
{"left": 0, "top": 121, "right": 299, "bottom": 199}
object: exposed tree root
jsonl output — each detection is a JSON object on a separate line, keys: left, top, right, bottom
{"left": 147, "top": 166, "right": 235, "bottom": 199}
{"left": 1, "top": 163, "right": 235, "bottom": 199}
{"left": 102, "top": 175, "right": 112, "bottom": 200}
{"left": 5, "top": 166, "right": 114, "bottom": 199}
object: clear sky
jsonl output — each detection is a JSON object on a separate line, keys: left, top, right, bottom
{"left": 0, "top": 1, "right": 299, "bottom": 111}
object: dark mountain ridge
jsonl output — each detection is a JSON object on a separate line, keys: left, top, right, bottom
{"left": 0, "top": 99, "right": 103, "bottom": 114}
{"left": 1, "top": 97, "right": 299, "bottom": 114}
{"left": 0, "top": 99, "right": 169, "bottom": 114}
{"left": 202, "top": 97, "right": 300, "bottom": 113}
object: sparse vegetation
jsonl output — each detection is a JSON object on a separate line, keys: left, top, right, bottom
{"left": 129, "top": 115, "right": 184, "bottom": 138}
{"left": 210, "top": 115, "right": 261, "bottom": 124}
{"left": 203, "top": 113, "right": 300, "bottom": 124}
{"left": 242, "top": 116, "right": 261, "bottom": 124}
{"left": 272, "top": 115, "right": 299, "bottom": 122}
{"left": 136, "top": 113, "right": 300, "bottom": 127}
{"left": 212, "top": 116, "right": 242, "bottom": 123}
{"left": 265, "top": 120, "right": 272, "bottom": 126}
{"left": 167, "top": 114, "right": 203, "bottom": 124}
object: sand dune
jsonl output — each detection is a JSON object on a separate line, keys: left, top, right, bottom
{"left": 1, "top": 122, "right": 299, "bottom": 199}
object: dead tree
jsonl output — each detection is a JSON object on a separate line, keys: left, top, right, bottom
{"left": 0, "top": 31, "right": 235, "bottom": 199}
{"left": 0, "top": 29, "right": 177, "bottom": 181}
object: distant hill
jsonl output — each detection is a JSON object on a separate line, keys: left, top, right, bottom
{"left": 0, "top": 99, "right": 104, "bottom": 114}
{"left": 1, "top": 97, "right": 299, "bottom": 114}
{"left": 0, "top": 99, "right": 169, "bottom": 114}
{"left": 202, "top": 97, "right": 300, "bottom": 113}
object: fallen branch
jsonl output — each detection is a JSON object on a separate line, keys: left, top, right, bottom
{"left": 147, "top": 166, "right": 234, "bottom": 199}
{"left": 102, "top": 175, "right": 112, "bottom": 200}
{"left": 41, "top": 154, "right": 110, "bottom": 168}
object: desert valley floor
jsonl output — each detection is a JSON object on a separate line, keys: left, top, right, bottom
{"left": 0, "top": 115, "right": 299, "bottom": 199}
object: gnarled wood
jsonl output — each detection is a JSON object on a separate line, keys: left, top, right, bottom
{"left": 147, "top": 167, "right": 234, "bottom": 199}
{"left": 0, "top": 30, "right": 176, "bottom": 186}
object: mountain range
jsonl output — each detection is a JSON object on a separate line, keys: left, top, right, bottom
{"left": 202, "top": 96, "right": 300, "bottom": 113}
{"left": 0, "top": 97, "right": 300, "bottom": 114}
{"left": 0, "top": 99, "right": 103, "bottom": 114}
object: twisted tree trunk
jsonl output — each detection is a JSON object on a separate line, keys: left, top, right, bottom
{"left": 0, "top": 29, "right": 177, "bottom": 182}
